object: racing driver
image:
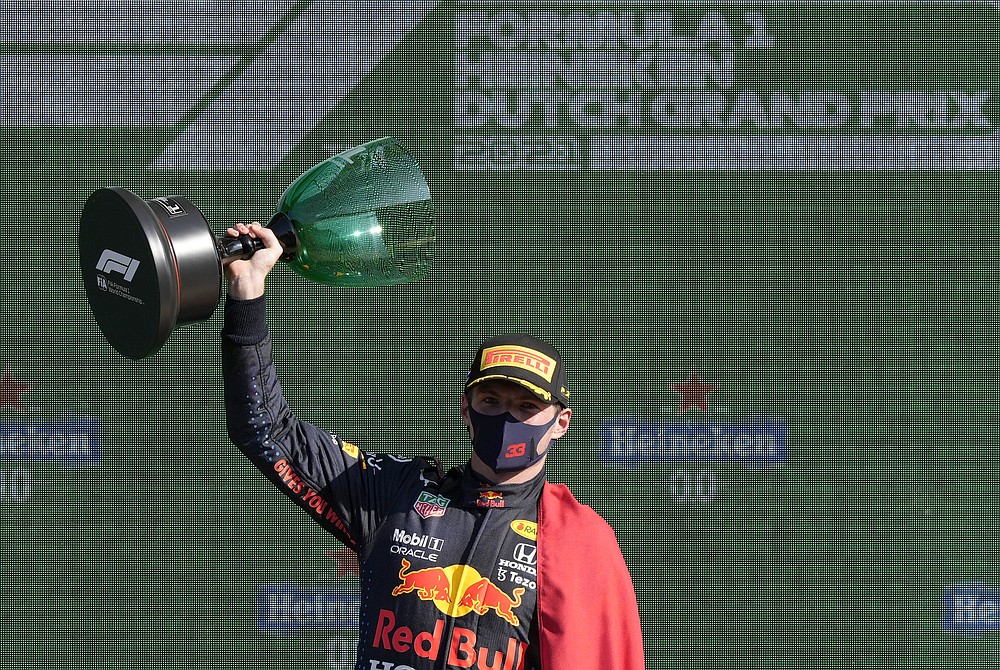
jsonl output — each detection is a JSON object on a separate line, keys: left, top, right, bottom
{"left": 221, "top": 222, "right": 644, "bottom": 670}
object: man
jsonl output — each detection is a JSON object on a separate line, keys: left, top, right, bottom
{"left": 222, "top": 222, "right": 644, "bottom": 669}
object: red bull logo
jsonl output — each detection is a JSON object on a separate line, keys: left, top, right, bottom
{"left": 373, "top": 609, "right": 528, "bottom": 669}
{"left": 477, "top": 490, "right": 505, "bottom": 508}
{"left": 458, "top": 577, "right": 523, "bottom": 626}
{"left": 391, "top": 559, "right": 453, "bottom": 603}
{"left": 391, "top": 559, "right": 525, "bottom": 626}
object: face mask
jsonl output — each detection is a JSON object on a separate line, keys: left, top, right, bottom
{"left": 468, "top": 407, "right": 559, "bottom": 472}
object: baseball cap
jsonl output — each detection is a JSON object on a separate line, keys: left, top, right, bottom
{"left": 465, "top": 334, "right": 571, "bottom": 406}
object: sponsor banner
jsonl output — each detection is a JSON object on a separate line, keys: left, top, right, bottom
{"left": 944, "top": 583, "right": 1000, "bottom": 635}
{"left": 601, "top": 416, "right": 787, "bottom": 468}
{"left": 455, "top": 0, "right": 998, "bottom": 170}
{"left": 258, "top": 583, "right": 360, "bottom": 634}
{"left": 0, "top": 467, "right": 31, "bottom": 503}
{"left": 16, "top": 1, "right": 995, "bottom": 172}
{"left": 0, "top": 417, "right": 101, "bottom": 464}
{"left": 13, "top": 0, "right": 1000, "bottom": 173}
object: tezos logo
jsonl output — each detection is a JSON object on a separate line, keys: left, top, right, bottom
{"left": 95, "top": 249, "right": 140, "bottom": 282}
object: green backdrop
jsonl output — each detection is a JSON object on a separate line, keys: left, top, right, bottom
{"left": 3, "top": 1, "right": 999, "bottom": 668}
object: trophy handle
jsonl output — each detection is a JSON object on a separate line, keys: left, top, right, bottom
{"left": 216, "top": 212, "right": 299, "bottom": 262}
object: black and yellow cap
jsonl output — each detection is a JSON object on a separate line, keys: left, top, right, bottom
{"left": 465, "top": 334, "right": 570, "bottom": 406}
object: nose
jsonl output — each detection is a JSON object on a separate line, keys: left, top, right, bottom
{"left": 485, "top": 402, "right": 518, "bottom": 418}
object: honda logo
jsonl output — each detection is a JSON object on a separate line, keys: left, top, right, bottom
{"left": 513, "top": 543, "right": 536, "bottom": 565}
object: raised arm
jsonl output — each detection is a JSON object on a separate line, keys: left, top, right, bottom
{"left": 219, "top": 223, "right": 427, "bottom": 551}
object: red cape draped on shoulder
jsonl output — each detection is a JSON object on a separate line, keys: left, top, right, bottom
{"left": 537, "top": 482, "right": 645, "bottom": 670}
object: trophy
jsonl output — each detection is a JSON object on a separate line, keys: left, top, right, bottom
{"left": 78, "top": 137, "right": 436, "bottom": 360}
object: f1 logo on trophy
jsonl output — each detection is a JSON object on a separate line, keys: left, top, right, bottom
{"left": 78, "top": 138, "right": 436, "bottom": 359}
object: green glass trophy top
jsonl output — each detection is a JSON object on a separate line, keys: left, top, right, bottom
{"left": 80, "top": 137, "right": 436, "bottom": 359}
{"left": 275, "top": 137, "right": 436, "bottom": 286}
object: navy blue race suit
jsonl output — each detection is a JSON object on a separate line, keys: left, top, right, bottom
{"left": 223, "top": 297, "right": 543, "bottom": 670}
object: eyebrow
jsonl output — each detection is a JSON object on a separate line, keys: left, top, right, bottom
{"left": 474, "top": 384, "right": 540, "bottom": 403}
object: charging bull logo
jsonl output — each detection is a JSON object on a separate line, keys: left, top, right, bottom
{"left": 459, "top": 578, "right": 524, "bottom": 625}
{"left": 392, "top": 559, "right": 454, "bottom": 603}
{"left": 392, "top": 559, "right": 525, "bottom": 626}
{"left": 477, "top": 490, "right": 506, "bottom": 508}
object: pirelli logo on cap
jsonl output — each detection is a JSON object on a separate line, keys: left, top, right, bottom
{"left": 481, "top": 345, "right": 556, "bottom": 382}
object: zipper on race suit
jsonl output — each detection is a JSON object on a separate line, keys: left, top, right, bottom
{"left": 434, "top": 506, "right": 494, "bottom": 670}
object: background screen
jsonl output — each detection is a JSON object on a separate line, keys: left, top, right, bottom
{"left": 4, "top": 1, "right": 999, "bottom": 668}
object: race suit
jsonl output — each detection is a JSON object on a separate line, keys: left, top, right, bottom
{"left": 223, "top": 297, "right": 545, "bottom": 670}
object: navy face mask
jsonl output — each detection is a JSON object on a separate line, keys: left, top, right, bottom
{"left": 468, "top": 406, "right": 559, "bottom": 472}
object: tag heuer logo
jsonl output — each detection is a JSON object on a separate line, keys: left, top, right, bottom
{"left": 414, "top": 492, "right": 449, "bottom": 519}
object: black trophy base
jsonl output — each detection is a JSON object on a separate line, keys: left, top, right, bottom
{"left": 79, "top": 188, "right": 222, "bottom": 359}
